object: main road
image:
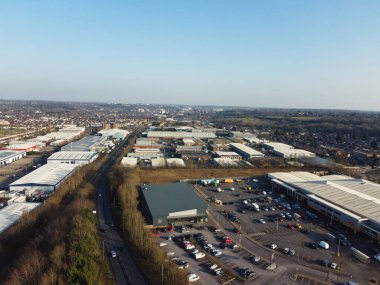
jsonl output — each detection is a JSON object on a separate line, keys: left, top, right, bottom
{"left": 95, "top": 126, "right": 149, "bottom": 285}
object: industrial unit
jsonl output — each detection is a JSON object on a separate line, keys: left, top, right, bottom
{"left": 121, "top": 157, "right": 138, "bottom": 168}
{"left": 214, "top": 151, "right": 242, "bottom": 160}
{"left": 98, "top": 128, "right": 130, "bottom": 140}
{"left": 9, "top": 163, "right": 77, "bottom": 194}
{"left": 147, "top": 131, "right": 216, "bottom": 139}
{"left": 264, "top": 142, "right": 315, "bottom": 158}
{"left": 141, "top": 182, "right": 208, "bottom": 227}
{"left": 1, "top": 142, "right": 38, "bottom": 152}
{"left": 47, "top": 151, "right": 98, "bottom": 165}
{"left": 61, "top": 135, "right": 106, "bottom": 152}
{"left": 230, "top": 143, "right": 264, "bottom": 159}
{"left": 268, "top": 171, "right": 380, "bottom": 241}
{"left": 0, "top": 202, "right": 41, "bottom": 233}
{"left": 0, "top": 150, "right": 26, "bottom": 167}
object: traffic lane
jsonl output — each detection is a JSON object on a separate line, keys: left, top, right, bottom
{"left": 105, "top": 241, "right": 129, "bottom": 285}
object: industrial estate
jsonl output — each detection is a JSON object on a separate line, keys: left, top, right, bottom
{"left": 0, "top": 100, "right": 379, "bottom": 285}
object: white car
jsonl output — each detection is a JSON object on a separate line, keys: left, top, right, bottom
{"left": 330, "top": 262, "right": 338, "bottom": 269}
{"left": 191, "top": 249, "right": 199, "bottom": 254}
{"left": 159, "top": 242, "right": 167, "bottom": 247}
{"left": 188, "top": 273, "right": 200, "bottom": 282}
{"left": 185, "top": 244, "right": 195, "bottom": 250}
{"left": 318, "top": 241, "right": 330, "bottom": 249}
{"left": 111, "top": 250, "right": 117, "bottom": 258}
{"left": 166, "top": 251, "right": 175, "bottom": 257}
{"left": 374, "top": 254, "right": 380, "bottom": 262}
{"left": 270, "top": 244, "right": 278, "bottom": 250}
{"left": 209, "top": 264, "right": 218, "bottom": 270}
{"left": 258, "top": 218, "right": 266, "bottom": 224}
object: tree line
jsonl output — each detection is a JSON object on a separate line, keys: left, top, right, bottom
{"left": 108, "top": 166, "right": 188, "bottom": 285}
{"left": 0, "top": 157, "right": 110, "bottom": 285}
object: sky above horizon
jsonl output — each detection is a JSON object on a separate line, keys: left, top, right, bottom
{"left": 0, "top": 1, "right": 379, "bottom": 111}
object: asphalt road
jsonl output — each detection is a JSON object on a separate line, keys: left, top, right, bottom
{"left": 95, "top": 126, "right": 149, "bottom": 285}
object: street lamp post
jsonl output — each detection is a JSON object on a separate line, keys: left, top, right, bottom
{"left": 337, "top": 238, "right": 341, "bottom": 257}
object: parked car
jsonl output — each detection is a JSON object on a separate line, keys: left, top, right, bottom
{"left": 187, "top": 273, "right": 200, "bottom": 282}
{"left": 270, "top": 244, "right": 278, "bottom": 250}
{"left": 318, "top": 241, "right": 330, "bottom": 249}
{"left": 282, "top": 248, "right": 290, "bottom": 254}
{"left": 193, "top": 252, "right": 206, "bottom": 259}
{"left": 330, "top": 262, "right": 338, "bottom": 269}
{"left": 177, "top": 260, "right": 189, "bottom": 269}
{"left": 239, "top": 267, "right": 256, "bottom": 279}
{"left": 159, "top": 242, "right": 167, "bottom": 247}
{"left": 320, "top": 259, "right": 330, "bottom": 267}
{"left": 252, "top": 255, "right": 261, "bottom": 263}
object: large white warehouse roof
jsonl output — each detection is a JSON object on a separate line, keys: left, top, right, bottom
{"left": 269, "top": 171, "right": 380, "bottom": 224}
{"left": 48, "top": 151, "right": 98, "bottom": 162}
{"left": 230, "top": 143, "right": 264, "bottom": 156}
{"left": 0, "top": 202, "right": 41, "bottom": 233}
{"left": 10, "top": 163, "right": 77, "bottom": 187}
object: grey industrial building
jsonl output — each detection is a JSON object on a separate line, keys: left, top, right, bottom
{"left": 47, "top": 151, "right": 98, "bottom": 165}
{"left": 9, "top": 163, "right": 77, "bottom": 194}
{"left": 141, "top": 182, "right": 208, "bottom": 227}
{"left": 230, "top": 143, "right": 264, "bottom": 159}
{"left": 61, "top": 135, "right": 105, "bottom": 152}
{"left": 147, "top": 131, "right": 216, "bottom": 139}
{"left": 268, "top": 171, "right": 380, "bottom": 241}
{"left": 0, "top": 150, "right": 26, "bottom": 167}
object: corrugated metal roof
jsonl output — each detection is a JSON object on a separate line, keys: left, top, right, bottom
{"left": 47, "top": 151, "right": 97, "bottom": 161}
{"left": 230, "top": 143, "right": 264, "bottom": 156}
{"left": 269, "top": 171, "right": 380, "bottom": 223}
{"left": 61, "top": 136, "right": 104, "bottom": 151}
{"left": 10, "top": 163, "right": 77, "bottom": 187}
{"left": 0, "top": 202, "right": 41, "bottom": 233}
{"left": 0, "top": 150, "right": 25, "bottom": 160}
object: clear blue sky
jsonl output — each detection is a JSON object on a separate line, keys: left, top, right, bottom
{"left": 1, "top": 1, "right": 379, "bottom": 110}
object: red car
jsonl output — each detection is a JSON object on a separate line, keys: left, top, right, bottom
{"left": 288, "top": 224, "right": 294, "bottom": 230}
{"left": 223, "top": 237, "right": 233, "bottom": 244}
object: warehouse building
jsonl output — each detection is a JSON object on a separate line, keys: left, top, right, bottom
{"left": 147, "top": 131, "right": 216, "bottom": 139}
{"left": 47, "top": 151, "right": 98, "bottom": 165}
{"left": 230, "top": 143, "right": 264, "bottom": 159}
{"left": 215, "top": 151, "right": 242, "bottom": 160}
{"left": 121, "top": 157, "right": 138, "bottom": 168}
{"left": 127, "top": 151, "right": 164, "bottom": 160}
{"left": 98, "top": 128, "right": 130, "bottom": 140}
{"left": 1, "top": 142, "right": 38, "bottom": 152}
{"left": 0, "top": 150, "right": 26, "bottom": 167}
{"left": 9, "top": 163, "right": 77, "bottom": 194}
{"left": 268, "top": 171, "right": 380, "bottom": 241}
{"left": 0, "top": 202, "right": 41, "bottom": 234}
{"left": 213, "top": 157, "right": 238, "bottom": 167}
{"left": 61, "top": 135, "right": 105, "bottom": 152}
{"left": 152, "top": 157, "right": 166, "bottom": 168}
{"left": 141, "top": 182, "right": 208, "bottom": 227}
{"left": 264, "top": 142, "right": 315, "bottom": 158}
{"left": 166, "top": 158, "right": 186, "bottom": 168}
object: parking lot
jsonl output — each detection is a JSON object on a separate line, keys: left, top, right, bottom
{"left": 194, "top": 176, "right": 380, "bottom": 284}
